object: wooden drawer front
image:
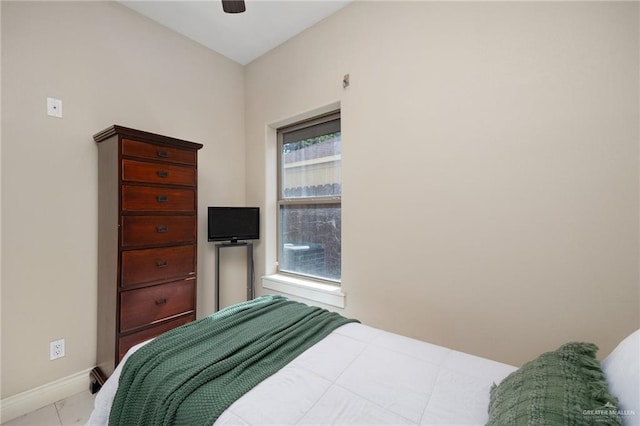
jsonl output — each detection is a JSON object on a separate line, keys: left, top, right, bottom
{"left": 122, "top": 216, "right": 195, "bottom": 247}
{"left": 122, "top": 139, "right": 196, "bottom": 165}
{"left": 121, "top": 245, "right": 195, "bottom": 288}
{"left": 122, "top": 185, "right": 195, "bottom": 212}
{"left": 118, "top": 314, "right": 194, "bottom": 362}
{"left": 122, "top": 159, "right": 195, "bottom": 186}
{"left": 120, "top": 279, "right": 195, "bottom": 332}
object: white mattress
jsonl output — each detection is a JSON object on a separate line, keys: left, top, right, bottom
{"left": 88, "top": 323, "right": 517, "bottom": 425}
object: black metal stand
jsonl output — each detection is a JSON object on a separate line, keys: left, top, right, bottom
{"left": 214, "top": 242, "right": 254, "bottom": 311}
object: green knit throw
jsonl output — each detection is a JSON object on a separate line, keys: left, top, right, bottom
{"left": 109, "top": 295, "right": 357, "bottom": 426}
{"left": 487, "top": 342, "right": 621, "bottom": 425}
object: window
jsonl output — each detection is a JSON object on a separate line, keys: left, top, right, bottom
{"left": 277, "top": 111, "right": 341, "bottom": 283}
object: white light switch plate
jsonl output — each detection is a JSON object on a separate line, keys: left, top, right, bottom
{"left": 47, "top": 97, "right": 62, "bottom": 118}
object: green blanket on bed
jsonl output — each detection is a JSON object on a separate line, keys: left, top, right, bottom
{"left": 109, "top": 295, "right": 357, "bottom": 426}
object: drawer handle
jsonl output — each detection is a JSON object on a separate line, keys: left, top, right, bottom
{"left": 156, "top": 170, "right": 169, "bottom": 178}
{"left": 157, "top": 150, "right": 169, "bottom": 158}
{"left": 156, "top": 195, "right": 168, "bottom": 203}
{"left": 156, "top": 225, "right": 168, "bottom": 233}
{"left": 156, "top": 260, "right": 168, "bottom": 268}
{"left": 155, "top": 298, "right": 167, "bottom": 305}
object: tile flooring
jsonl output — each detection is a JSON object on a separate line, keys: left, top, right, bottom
{"left": 2, "top": 390, "right": 95, "bottom": 426}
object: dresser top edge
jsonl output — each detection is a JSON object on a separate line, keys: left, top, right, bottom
{"left": 93, "top": 125, "right": 204, "bottom": 151}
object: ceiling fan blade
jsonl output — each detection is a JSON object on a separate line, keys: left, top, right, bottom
{"left": 222, "top": 0, "right": 246, "bottom": 13}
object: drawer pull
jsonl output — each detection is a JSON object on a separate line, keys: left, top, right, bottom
{"left": 156, "top": 195, "right": 168, "bottom": 203}
{"left": 155, "top": 298, "right": 167, "bottom": 305}
{"left": 156, "top": 225, "right": 168, "bottom": 233}
{"left": 157, "top": 150, "right": 169, "bottom": 158}
{"left": 156, "top": 260, "right": 168, "bottom": 268}
{"left": 156, "top": 170, "right": 169, "bottom": 178}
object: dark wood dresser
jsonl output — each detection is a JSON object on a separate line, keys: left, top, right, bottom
{"left": 91, "top": 125, "right": 203, "bottom": 389}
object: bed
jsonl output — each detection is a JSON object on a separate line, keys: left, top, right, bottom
{"left": 88, "top": 296, "right": 639, "bottom": 426}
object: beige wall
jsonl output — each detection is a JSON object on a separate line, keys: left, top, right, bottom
{"left": 1, "top": 0, "right": 638, "bottom": 403}
{"left": 1, "top": 1, "right": 245, "bottom": 398}
{"left": 246, "top": 1, "right": 640, "bottom": 366}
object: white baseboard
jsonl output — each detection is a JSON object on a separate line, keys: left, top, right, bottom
{"left": 0, "top": 368, "right": 92, "bottom": 423}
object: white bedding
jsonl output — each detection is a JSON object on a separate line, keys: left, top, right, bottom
{"left": 89, "top": 323, "right": 516, "bottom": 425}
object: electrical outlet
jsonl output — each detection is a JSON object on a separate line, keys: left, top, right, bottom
{"left": 50, "top": 339, "right": 65, "bottom": 360}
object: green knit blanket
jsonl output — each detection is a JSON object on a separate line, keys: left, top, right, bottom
{"left": 109, "top": 295, "right": 357, "bottom": 426}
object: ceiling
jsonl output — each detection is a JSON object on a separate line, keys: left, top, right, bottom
{"left": 119, "top": 0, "right": 352, "bottom": 65}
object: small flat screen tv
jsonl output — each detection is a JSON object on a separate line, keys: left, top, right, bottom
{"left": 208, "top": 207, "right": 260, "bottom": 243}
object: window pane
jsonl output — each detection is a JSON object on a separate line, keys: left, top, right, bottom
{"left": 282, "top": 131, "right": 341, "bottom": 199}
{"left": 279, "top": 204, "right": 341, "bottom": 281}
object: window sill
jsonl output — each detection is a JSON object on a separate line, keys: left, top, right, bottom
{"left": 262, "top": 274, "right": 345, "bottom": 308}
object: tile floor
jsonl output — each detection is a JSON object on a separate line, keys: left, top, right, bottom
{"left": 2, "top": 390, "right": 95, "bottom": 426}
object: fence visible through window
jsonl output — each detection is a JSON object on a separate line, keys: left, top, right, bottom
{"left": 278, "top": 113, "right": 341, "bottom": 283}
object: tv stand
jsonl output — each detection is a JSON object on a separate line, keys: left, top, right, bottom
{"left": 214, "top": 241, "right": 254, "bottom": 311}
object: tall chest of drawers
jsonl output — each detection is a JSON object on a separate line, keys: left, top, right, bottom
{"left": 92, "top": 125, "right": 203, "bottom": 384}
